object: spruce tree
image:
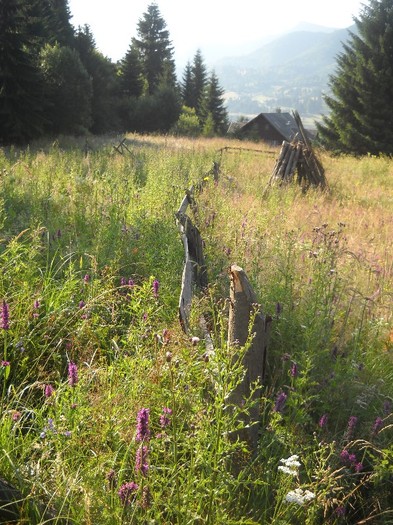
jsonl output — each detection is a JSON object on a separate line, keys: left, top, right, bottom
{"left": 118, "top": 44, "right": 144, "bottom": 98}
{"left": 317, "top": 0, "right": 393, "bottom": 155}
{"left": 0, "top": 0, "right": 45, "bottom": 143}
{"left": 181, "top": 61, "right": 194, "bottom": 108}
{"left": 132, "top": 3, "right": 176, "bottom": 95}
{"left": 75, "top": 25, "right": 119, "bottom": 133}
{"left": 191, "top": 49, "right": 208, "bottom": 118}
{"left": 201, "top": 71, "right": 228, "bottom": 135}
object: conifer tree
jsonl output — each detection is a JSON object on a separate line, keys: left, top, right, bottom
{"left": 201, "top": 71, "right": 228, "bottom": 135}
{"left": 0, "top": 0, "right": 45, "bottom": 143}
{"left": 190, "top": 49, "right": 208, "bottom": 118}
{"left": 131, "top": 3, "right": 176, "bottom": 95}
{"left": 118, "top": 44, "right": 145, "bottom": 98}
{"left": 317, "top": 0, "right": 393, "bottom": 155}
{"left": 181, "top": 62, "right": 194, "bottom": 108}
{"left": 75, "top": 25, "right": 119, "bottom": 133}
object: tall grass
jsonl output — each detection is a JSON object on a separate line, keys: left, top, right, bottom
{"left": 0, "top": 135, "right": 392, "bottom": 524}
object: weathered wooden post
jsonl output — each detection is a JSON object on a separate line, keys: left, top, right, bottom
{"left": 228, "top": 265, "right": 271, "bottom": 451}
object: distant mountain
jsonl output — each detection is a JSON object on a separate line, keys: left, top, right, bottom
{"left": 214, "top": 24, "right": 356, "bottom": 123}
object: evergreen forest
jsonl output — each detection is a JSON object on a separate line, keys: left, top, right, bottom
{"left": 0, "top": 0, "right": 229, "bottom": 144}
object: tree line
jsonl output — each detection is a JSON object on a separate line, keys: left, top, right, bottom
{"left": 0, "top": 0, "right": 229, "bottom": 144}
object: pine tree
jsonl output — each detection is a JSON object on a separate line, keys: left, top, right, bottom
{"left": 317, "top": 0, "right": 393, "bottom": 155}
{"left": 0, "top": 0, "right": 46, "bottom": 143}
{"left": 191, "top": 49, "right": 208, "bottom": 118}
{"left": 75, "top": 25, "right": 119, "bottom": 133}
{"left": 118, "top": 44, "right": 144, "bottom": 98}
{"left": 47, "top": 0, "right": 75, "bottom": 47}
{"left": 181, "top": 62, "right": 194, "bottom": 108}
{"left": 201, "top": 71, "right": 228, "bottom": 135}
{"left": 132, "top": 3, "right": 176, "bottom": 95}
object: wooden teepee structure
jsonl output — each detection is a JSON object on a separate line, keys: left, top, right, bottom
{"left": 267, "top": 110, "right": 328, "bottom": 191}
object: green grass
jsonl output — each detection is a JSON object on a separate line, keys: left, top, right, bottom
{"left": 0, "top": 135, "right": 392, "bottom": 524}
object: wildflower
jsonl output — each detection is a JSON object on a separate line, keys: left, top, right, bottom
{"left": 120, "top": 277, "right": 127, "bottom": 286}
{"left": 319, "top": 414, "right": 328, "bottom": 428}
{"left": 64, "top": 430, "right": 71, "bottom": 438}
{"left": 128, "top": 278, "right": 135, "bottom": 287}
{"left": 141, "top": 485, "right": 151, "bottom": 510}
{"left": 290, "top": 362, "right": 298, "bottom": 377}
{"left": 40, "top": 431, "right": 46, "bottom": 439}
{"left": 346, "top": 415, "right": 358, "bottom": 438}
{"left": 79, "top": 300, "right": 85, "bottom": 309}
{"left": 83, "top": 274, "right": 90, "bottom": 283}
{"left": 135, "top": 408, "right": 150, "bottom": 442}
{"left": 118, "top": 481, "right": 139, "bottom": 506}
{"left": 335, "top": 506, "right": 346, "bottom": 517}
{"left": 278, "top": 465, "right": 298, "bottom": 476}
{"left": 278, "top": 455, "right": 301, "bottom": 476}
{"left": 1, "top": 360, "right": 10, "bottom": 367}
{"left": 68, "top": 361, "right": 78, "bottom": 387}
{"left": 159, "top": 407, "right": 172, "bottom": 428}
{"left": 106, "top": 469, "right": 117, "bottom": 489}
{"left": 0, "top": 300, "right": 10, "bottom": 330}
{"left": 153, "top": 279, "right": 159, "bottom": 299}
{"left": 44, "top": 384, "right": 54, "bottom": 398}
{"left": 372, "top": 416, "right": 383, "bottom": 436}
{"left": 383, "top": 399, "right": 392, "bottom": 415}
{"left": 12, "top": 411, "right": 21, "bottom": 421}
{"left": 340, "top": 449, "right": 350, "bottom": 464}
{"left": 135, "top": 445, "right": 149, "bottom": 476}
{"left": 284, "top": 488, "right": 315, "bottom": 505}
{"left": 355, "top": 462, "right": 363, "bottom": 472}
{"left": 274, "top": 391, "right": 287, "bottom": 413}
{"left": 33, "top": 300, "right": 40, "bottom": 309}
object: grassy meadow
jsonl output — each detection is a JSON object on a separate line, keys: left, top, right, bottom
{"left": 0, "top": 135, "right": 392, "bottom": 524}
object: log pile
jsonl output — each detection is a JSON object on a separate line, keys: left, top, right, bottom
{"left": 268, "top": 110, "right": 328, "bottom": 191}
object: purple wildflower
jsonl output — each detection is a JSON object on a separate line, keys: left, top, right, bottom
{"left": 383, "top": 399, "right": 392, "bottom": 415}
{"left": 372, "top": 416, "right": 383, "bottom": 436}
{"left": 44, "top": 384, "right": 54, "bottom": 398}
{"left": 135, "top": 445, "right": 149, "bottom": 476}
{"left": 355, "top": 462, "right": 363, "bottom": 473}
{"left": 79, "top": 300, "right": 85, "bottom": 309}
{"left": 118, "top": 481, "right": 139, "bottom": 506}
{"left": 68, "top": 361, "right": 78, "bottom": 387}
{"left": 340, "top": 449, "right": 350, "bottom": 463}
{"left": 335, "top": 506, "right": 346, "bottom": 517}
{"left": 274, "top": 391, "right": 287, "bottom": 413}
{"left": 0, "top": 300, "right": 10, "bottom": 330}
{"left": 1, "top": 360, "right": 10, "bottom": 367}
{"left": 106, "top": 469, "right": 117, "bottom": 489}
{"left": 83, "top": 274, "right": 90, "bottom": 283}
{"left": 319, "top": 414, "right": 328, "bottom": 428}
{"left": 159, "top": 407, "right": 172, "bottom": 428}
{"left": 153, "top": 279, "right": 159, "bottom": 299}
{"left": 33, "top": 300, "right": 40, "bottom": 309}
{"left": 120, "top": 277, "right": 127, "bottom": 286}
{"left": 348, "top": 453, "right": 357, "bottom": 464}
{"left": 290, "top": 362, "right": 298, "bottom": 377}
{"left": 12, "top": 411, "right": 21, "bottom": 421}
{"left": 346, "top": 415, "right": 358, "bottom": 438}
{"left": 135, "top": 408, "right": 150, "bottom": 442}
{"left": 128, "top": 278, "right": 135, "bottom": 287}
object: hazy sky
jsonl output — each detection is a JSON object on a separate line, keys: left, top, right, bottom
{"left": 68, "top": 0, "right": 365, "bottom": 66}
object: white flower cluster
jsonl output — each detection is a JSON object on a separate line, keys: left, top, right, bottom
{"left": 285, "top": 488, "right": 316, "bottom": 506}
{"left": 278, "top": 454, "right": 301, "bottom": 476}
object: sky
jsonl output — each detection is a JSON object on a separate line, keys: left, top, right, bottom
{"left": 68, "top": 0, "right": 365, "bottom": 67}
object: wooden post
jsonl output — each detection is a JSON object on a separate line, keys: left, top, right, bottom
{"left": 227, "top": 265, "right": 271, "bottom": 451}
